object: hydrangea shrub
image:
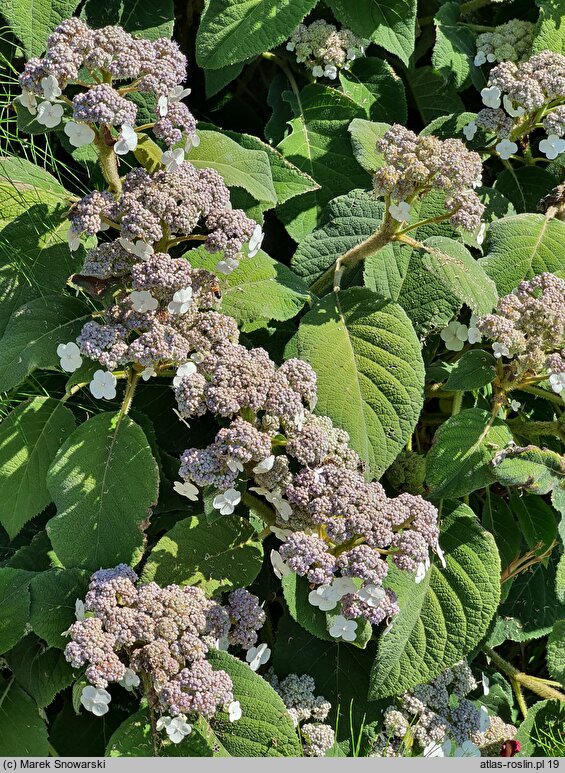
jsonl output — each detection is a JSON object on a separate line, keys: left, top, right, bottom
{"left": 0, "top": 0, "right": 564, "bottom": 758}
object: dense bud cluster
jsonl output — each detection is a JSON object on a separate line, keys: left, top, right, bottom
{"left": 64, "top": 565, "right": 263, "bottom": 732}
{"left": 373, "top": 125, "right": 484, "bottom": 232}
{"left": 476, "top": 273, "right": 565, "bottom": 385}
{"left": 373, "top": 662, "right": 489, "bottom": 757}
{"left": 488, "top": 52, "right": 565, "bottom": 113}
{"left": 471, "top": 716, "right": 518, "bottom": 756}
{"left": 286, "top": 20, "right": 367, "bottom": 79}
{"left": 18, "top": 19, "right": 197, "bottom": 151}
{"left": 474, "top": 20, "right": 534, "bottom": 66}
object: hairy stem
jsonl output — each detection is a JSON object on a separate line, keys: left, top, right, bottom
{"left": 484, "top": 647, "right": 565, "bottom": 706}
{"left": 118, "top": 370, "right": 141, "bottom": 419}
{"left": 94, "top": 127, "right": 122, "bottom": 194}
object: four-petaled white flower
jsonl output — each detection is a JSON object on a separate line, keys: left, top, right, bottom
{"left": 481, "top": 85, "right": 501, "bottom": 109}
{"left": 246, "top": 642, "right": 271, "bottom": 671}
{"left": 252, "top": 455, "right": 275, "bottom": 474}
{"left": 467, "top": 315, "right": 483, "bottom": 344}
{"left": 173, "top": 480, "right": 199, "bottom": 501}
{"left": 184, "top": 132, "right": 200, "bottom": 152}
{"left": 129, "top": 290, "right": 158, "bottom": 313}
{"left": 539, "top": 134, "right": 565, "bottom": 161}
{"left": 191, "top": 351, "right": 206, "bottom": 364}
{"left": 36, "top": 100, "right": 64, "bottom": 128}
{"left": 415, "top": 556, "right": 430, "bottom": 584}
{"left": 168, "top": 287, "right": 193, "bottom": 315}
{"left": 328, "top": 614, "right": 357, "bottom": 642}
{"left": 57, "top": 341, "right": 82, "bottom": 372}
{"left": 510, "top": 399, "right": 521, "bottom": 412}
{"left": 549, "top": 372, "right": 565, "bottom": 394}
{"left": 64, "top": 121, "right": 95, "bottom": 148}
{"left": 118, "top": 238, "right": 153, "bottom": 261}
{"left": 41, "top": 75, "right": 61, "bottom": 100}
{"left": 156, "top": 715, "right": 192, "bottom": 744}
{"left": 227, "top": 458, "right": 244, "bottom": 473}
{"left": 492, "top": 341, "right": 510, "bottom": 359}
{"left": 114, "top": 125, "right": 138, "bottom": 156}
{"left": 270, "top": 549, "right": 291, "bottom": 579}
{"left": 324, "top": 64, "right": 338, "bottom": 79}
{"left": 286, "top": 41, "right": 296, "bottom": 52}
{"left": 212, "top": 488, "right": 241, "bottom": 515}
{"left": 81, "top": 686, "right": 111, "bottom": 716}
{"left": 388, "top": 200, "right": 411, "bottom": 222}
{"left": 248, "top": 224, "right": 264, "bottom": 257}
{"left": 75, "top": 598, "right": 86, "bottom": 620}
{"left": 475, "top": 222, "right": 486, "bottom": 246}
{"left": 169, "top": 85, "right": 192, "bottom": 103}
{"left": 119, "top": 668, "right": 140, "bottom": 691}
{"left": 228, "top": 700, "right": 242, "bottom": 722}
{"left": 312, "top": 65, "right": 324, "bottom": 78}
{"left": 454, "top": 740, "right": 481, "bottom": 757}
{"left": 496, "top": 139, "right": 518, "bottom": 160}
{"left": 479, "top": 704, "right": 490, "bottom": 732}
{"left": 262, "top": 489, "right": 292, "bottom": 521}
{"left": 18, "top": 88, "right": 37, "bottom": 114}
{"left": 216, "top": 257, "right": 239, "bottom": 275}
{"left": 89, "top": 370, "right": 117, "bottom": 400}
{"left": 473, "top": 51, "right": 487, "bottom": 66}
{"left": 269, "top": 525, "right": 292, "bottom": 541}
{"left": 463, "top": 121, "right": 477, "bottom": 141}
{"left": 440, "top": 321, "right": 469, "bottom": 352}
{"left": 173, "top": 361, "right": 197, "bottom": 387}
{"left": 357, "top": 583, "right": 386, "bottom": 607}
{"left": 141, "top": 365, "right": 156, "bottom": 381}
{"left": 309, "top": 585, "right": 340, "bottom": 612}
{"left": 503, "top": 95, "right": 525, "bottom": 118}
{"left": 67, "top": 225, "right": 81, "bottom": 252}
{"left": 423, "top": 740, "right": 446, "bottom": 758}
{"left": 157, "top": 95, "right": 168, "bottom": 117}
{"left": 162, "top": 147, "right": 185, "bottom": 172}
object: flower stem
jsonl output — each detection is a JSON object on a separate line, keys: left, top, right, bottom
{"left": 118, "top": 370, "right": 141, "bottom": 419}
{"left": 93, "top": 127, "right": 122, "bottom": 194}
{"left": 483, "top": 646, "right": 565, "bottom": 709}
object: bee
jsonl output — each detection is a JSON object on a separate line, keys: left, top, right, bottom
{"left": 211, "top": 281, "right": 222, "bottom": 300}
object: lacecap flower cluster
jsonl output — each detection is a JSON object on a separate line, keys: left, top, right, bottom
{"left": 474, "top": 20, "right": 533, "bottom": 66}
{"left": 286, "top": 20, "right": 368, "bottom": 80}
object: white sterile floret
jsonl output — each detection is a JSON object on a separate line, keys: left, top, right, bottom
{"left": 114, "top": 125, "right": 138, "bottom": 156}
{"left": 173, "top": 361, "right": 197, "bottom": 387}
{"left": 467, "top": 315, "right": 483, "bottom": 344}
{"left": 475, "top": 222, "right": 486, "bottom": 246}
{"left": 440, "top": 321, "right": 469, "bottom": 351}
{"left": 252, "top": 455, "right": 275, "bottom": 474}
{"left": 161, "top": 147, "right": 185, "bottom": 171}
{"left": 248, "top": 224, "right": 264, "bottom": 257}
{"left": 357, "top": 583, "right": 386, "bottom": 607}
{"left": 324, "top": 64, "right": 338, "bottom": 79}
{"left": 157, "top": 95, "right": 168, "bottom": 117}
{"left": 118, "top": 238, "right": 153, "bottom": 260}
{"left": 184, "top": 132, "right": 200, "bottom": 152}
{"left": 156, "top": 715, "right": 192, "bottom": 744}
{"left": 510, "top": 399, "right": 521, "bottom": 412}
{"left": 67, "top": 225, "right": 81, "bottom": 252}
{"left": 328, "top": 615, "right": 357, "bottom": 642}
{"left": 173, "top": 480, "right": 199, "bottom": 501}
{"left": 474, "top": 51, "right": 487, "bottom": 66}
{"left": 388, "top": 200, "right": 411, "bottom": 222}
{"left": 41, "top": 74, "right": 62, "bottom": 100}
{"left": 36, "top": 101, "right": 64, "bottom": 128}
{"left": 269, "top": 525, "right": 292, "bottom": 541}
{"left": 481, "top": 85, "right": 502, "bottom": 108}
{"left": 119, "top": 668, "right": 140, "bottom": 691}
{"left": 415, "top": 556, "right": 430, "bottom": 584}
{"left": 312, "top": 65, "right": 324, "bottom": 78}
{"left": 434, "top": 540, "right": 446, "bottom": 569}
{"left": 479, "top": 705, "right": 490, "bottom": 732}
{"left": 463, "top": 121, "right": 477, "bottom": 141}
{"left": 308, "top": 585, "right": 340, "bottom": 612}
{"left": 64, "top": 121, "right": 96, "bottom": 148}
{"left": 169, "top": 85, "right": 192, "bottom": 102}
{"left": 212, "top": 488, "right": 241, "bottom": 515}
{"left": 270, "top": 549, "right": 291, "bottom": 579}
{"left": 141, "top": 365, "right": 156, "bottom": 380}
{"left": 549, "top": 372, "right": 565, "bottom": 394}
{"left": 130, "top": 290, "right": 158, "bottom": 313}
{"left": 81, "top": 686, "right": 111, "bottom": 716}
{"left": 75, "top": 599, "right": 86, "bottom": 621}
{"left": 167, "top": 287, "right": 193, "bottom": 314}
{"left": 539, "top": 134, "right": 565, "bottom": 160}
{"left": 246, "top": 642, "right": 271, "bottom": 671}
{"left": 228, "top": 700, "right": 242, "bottom": 722}
{"left": 454, "top": 741, "right": 481, "bottom": 757}
{"left": 89, "top": 370, "right": 118, "bottom": 400}
{"left": 227, "top": 458, "right": 244, "bottom": 473}
{"left": 496, "top": 139, "right": 518, "bottom": 160}
{"left": 423, "top": 741, "right": 446, "bottom": 758}
{"left": 481, "top": 672, "right": 490, "bottom": 696}
{"left": 57, "top": 341, "right": 83, "bottom": 372}
{"left": 18, "top": 88, "right": 37, "bottom": 114}
{"left": 503, "top": 95, "right": 525, "bottom": 118}
{"left": 492, "top": 341, "right": 510, "bottom": 359}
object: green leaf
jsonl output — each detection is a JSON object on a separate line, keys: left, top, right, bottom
{"left": 189, "top": 246, "right": 309, "bottom": 323}
{"left": 339, "top": 58, "right": 407, "bottom": 124}
{"left": 348, "top": 118, "right": 390, "bottom": 174}
{"left": 407, "top": 67, "right": 465, "bottom": 124}
{"left": 479, "top": 213, "right": 565, "bottom": 295}
{"left": 363, "top": 243, "right": 413, "bottom": 304}
{"left": 493, "top": 446, "right": 565, "bottom": 501}
{"left": 189, "top": 130, "right": 276, "bottom": 206}
{"left": 327, "top": 0, "right": 417, "bottom": 66}
{"left": 547, "top": 620, "right": 565, "bottom": 684}
{"left": 427, "top": 408, "right": 514, "bottom": 500}
{"left": 208, "top": 650, "right": 301, "bottom": 757}
{"left": 82, "top": 0, "right": 174, "bottom": 40}
{"left": 141, "top": 514, "right": 263, "bottom": 595}
{"left": 509, "top": 492, "right": 558, "bottom": 556}
{"left": 294, "top": 288, "right": 425, "bottom": 478}
{"left": 494, "top": 166, "right": 558, "bottom": 214}
{"left": 0, "top": 677, "right": 48, "bottom": 755}
{"left": 0, "top": 397, "right": 76, "bottom": 540}
{"left": 0, "top": 295, "right": 90, "bottom": 392}
{"left": 369, "top": 502, "right": 500, "bottom": 699}
{"left": 205, "top": 61, "right": 247, "bottom": 97}
{"left": 432, "top": 2, "right": 476, "bottom": 89}
{"left": 2, "top": 0, "right": 80, "bottom": 56}
{"left": 533, "top": 0, "right": 565, "bottom": 55}
{"left": 29, "top": 568, "right": 90, "bottom": 648}
{"left": 196, "top": 0, "right": 317, "bottom": 69}
{"left": 482, "top": 491, "right": 520, "bottom": 575}
{"left": 443, "top": 350, "right": 497, "bottom": 392}
{"left": 417, "top": 236, "right": 498, "bottom": 316}
{"left": 106, "top": 711, "right": 216, "bottom": 756}
{"left": 0, "top": 567, "right": 33, "bottom": 655}
{"left": 515, "top": 700, "right": 565, "bottom": 756}
{"left": 46, "top": 412, "right": 159, "bottom": 570}
{"left": 5, "top": 634, "right": 74, "bottom": 708}
{"left": 276, "top": 84, "right": 369, "bottom": 239}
